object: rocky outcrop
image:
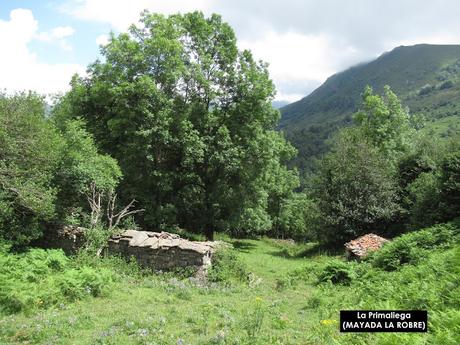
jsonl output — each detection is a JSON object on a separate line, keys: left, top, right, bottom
{"left": 107, "top": 230, "right": 222, "bottom": 274}
{"left": 345, "top": 233, "right": 389, "bottom": 259}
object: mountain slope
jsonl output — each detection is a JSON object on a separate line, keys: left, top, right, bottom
{"left": 280, "top": 44, "right": 460, "bottom": 129}
{"left": 280, "top": 44, "right": 460, "bottom": 176}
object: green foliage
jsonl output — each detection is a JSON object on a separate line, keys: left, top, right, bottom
{"left": 402, "top": 136, "right": 460, "bottom": 228}
{"left": 280, "top": 45, "right": 460, "bottom": 176}
{"left": 207, "top": 248, "right": 248, "bottom": 284}
{"left": 0, "top": 248, "right": 115, "bottom": 314}
{"left": 439, "top": 149, "right": 460, "bottom": 219}
{"left": 353, "top": 85, "right": 415, "bottom": 162}
{"left": 273, "top": 192, "right": 319, "bottom": 240}
{"left": 0, "top": 92, "right": 62, "bottom": 245}
{"left": 369, "top": 223, "right": 458, "bottom": 271}
{"left": 314, "top": 130, "right": 401, "bottom": 245}
{"left": 316, "top": 259, "right": 355, "bottom": 285}
{"left": 406, "top": 171, "right": 441, "bottom": 227}
{"left": 63, "top": 11, "right": 297, "bottom": 239}
{"left": 369, "top": 237, "right": 424, "bottom": 271}
{"left": 0, "top": 235, "right": 458, "bottom": 344}
{"left": 53, "top": 119, "right": 122, "bottom": 219}
{"left": 0, "top": 92, "right": 122, "bottom": 244}
{"left": 58, "top": 120, "right": 119, "bottom": 195}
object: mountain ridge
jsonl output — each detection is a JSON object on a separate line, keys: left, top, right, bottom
{"left": 280, "top": 44, "right": 460, "bottom": 130}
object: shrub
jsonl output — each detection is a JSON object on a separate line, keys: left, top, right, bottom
{"left": 0, "top": 248, "right": 115, "bottom": 314}
{"left": 317, "top": 259, "right": 355, "bottom": 285}
{"left": 439, "top": 80, "right": 454, "bottom": 90}
{"left": 418, "top": 84, "right": 435, "bottom": 95}
{"left": 369, "top": 223, "right": 458, "bottom": 270}
{"left": 207, "top": 248, "right": 248, "bottom": 284}
{"left": 369, "top": 237, "right": 424, "bottom": 271}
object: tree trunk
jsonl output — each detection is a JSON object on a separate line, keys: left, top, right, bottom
{"left": 205, "top": 223, "right": 214, "bottom": 241}
{"left": 203, "top": 183, "right": 214, "bottom": 241}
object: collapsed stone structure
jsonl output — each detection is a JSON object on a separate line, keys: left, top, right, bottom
{"left": 107, "top": 230, "right": 221, "bottom": 274}
{"left": 36, "top": 226, "right": 223, "bottom": 276}
{"left": 34, "top": 225, "right": 86, "bottom": 254}
{"left": 344, "top": 233, "right": 389, "bottom": 259}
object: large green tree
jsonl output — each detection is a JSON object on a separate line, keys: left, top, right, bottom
{"left": 63, "top": 11, "right": 297, "bottom": 239}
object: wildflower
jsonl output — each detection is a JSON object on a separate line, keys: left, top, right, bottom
{"left": 255, "top": 297, "right": 263, "bottom": 303}
{"left": 320, "top": 319, "right": 338, "bottom": 326}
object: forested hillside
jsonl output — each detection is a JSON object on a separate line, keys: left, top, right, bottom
{"left": 280, "top": 44, "right": 460, "bottom": 175}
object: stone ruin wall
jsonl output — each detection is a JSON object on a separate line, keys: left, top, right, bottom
{"left": 36, "top": 227, "right": 221, "bottom": 275}
{"left": 106, "top": 230, "right": 218, "bottom": 273}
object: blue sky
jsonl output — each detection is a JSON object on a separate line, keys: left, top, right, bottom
{"left": 1, "top": 1, "right": 460, "bottom": 101}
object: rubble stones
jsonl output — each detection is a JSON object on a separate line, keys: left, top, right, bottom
{"left": 344, "top": 233, "right": 389, "bottom": 259}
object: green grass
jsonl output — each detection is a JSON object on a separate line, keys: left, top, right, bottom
{"left": 0, "top": 228, "right": 459, "bottom": 345}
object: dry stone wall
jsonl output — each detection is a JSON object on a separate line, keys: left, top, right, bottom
{"left": 107, "top": 230, "right": 221, "bottom": 273}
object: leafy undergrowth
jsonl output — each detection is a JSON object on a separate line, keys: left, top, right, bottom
{"left": 0, "top": 224, "right": 459, "bottom": 344}
{"left": 0, "top": 246, "right": 118, "bottom": 315}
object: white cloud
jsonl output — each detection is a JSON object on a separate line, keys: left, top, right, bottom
{"left": 95, "top": 34, "right": 109, "bottom": 46}
{"left": 51, "top": 26, "right": 75, "bottom": 39}
{"left": 61, "top": 1, "right": 460, "bottom": 101}
{"left": 239, "top": 31, "right": 362, "bottom": 101}
{"left": 63, "top": 0, "right": 212, "bottom": 31}
{"left": 35, "top": 25, "right": 75, "bottom": 51}
{"left": 0, "top": 9, "right": 84, "bottom": 95}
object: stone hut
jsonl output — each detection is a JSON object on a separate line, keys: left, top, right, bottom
{"left": 107, "top": 230, "right": 221, "bottom": 274}
{"left": 344, "top": 233, "right": 389, "bottom": 259}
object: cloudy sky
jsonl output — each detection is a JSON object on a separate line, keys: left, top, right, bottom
{"left": 1, "top": 1, "right": 460, "bottom": 102}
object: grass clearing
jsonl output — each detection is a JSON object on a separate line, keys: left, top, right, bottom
{"left": 0, "top": 226, "right": 459, "bottom": 344}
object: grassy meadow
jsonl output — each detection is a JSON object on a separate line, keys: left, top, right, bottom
{"left": 1, "top": 223, "right": 458, "bottom": 345}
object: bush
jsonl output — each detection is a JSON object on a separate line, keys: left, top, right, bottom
{"left": 369, "top": 237, "right": 424, "bottom": 271}
{"left": 369, "top": 223, "right": 458, "bottom": 271}
{"left": 207, "top": 248, "right": 248, "bottom": 284}
{"left": 439, "top": 150, "right": 460, "bottom": 220}
{"left": 317, "top": 259, "right": 355, "bottom": 285}
{"left": 418, "top": 84, "right": 435, "bottom": 95}
{"left": 439, "top": 80, "right": 454, "bottom": 90}
{"left": 0, "top": 248, "right": 115, "bottom": 314}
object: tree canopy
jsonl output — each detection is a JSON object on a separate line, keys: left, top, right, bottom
{"left": 62, "top": 11, "right": 297, "bottom": 239}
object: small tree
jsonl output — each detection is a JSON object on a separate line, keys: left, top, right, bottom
{"left": 86, "top": 183, "right": 144, "bottom": 230}
{"left": 314, "top": 130, "right": 401, "bottom": 245}
{"left": 353, "top": 85, "right": 415, "bottom": 163}
{"left": 52, "top": 119, "right": 123, "bottom": 226}
{"left": 0, "top": 92, "right": 62, "bottom": 245}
